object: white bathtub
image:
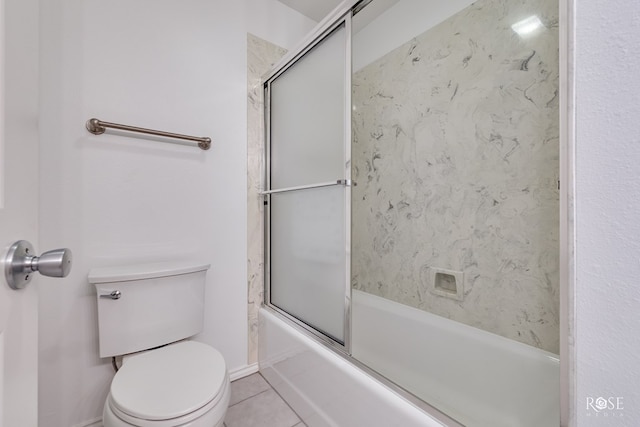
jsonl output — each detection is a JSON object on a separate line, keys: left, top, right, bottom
{"left": 352, "top": 290, "right": 560, "bottom": 426}
{"left": 259, "top": 309, "right": 446, "bottom": 427}
{"left": 259, "top": 290, "right": 559, "bottom": 427}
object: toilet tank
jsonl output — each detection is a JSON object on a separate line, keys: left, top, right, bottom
{"left": 89, "top": 261, "right": 210, "bottom": 358}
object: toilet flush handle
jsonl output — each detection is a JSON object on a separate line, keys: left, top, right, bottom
{"left": 100, "top": 290, "right": 121, "bottom": 300}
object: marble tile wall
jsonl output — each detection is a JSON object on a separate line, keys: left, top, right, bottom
{"left": 352, "top": 0, "right": 560, "bottom": 353}
{"left": 247, "top": 34, "right": 287, "bottom": 365}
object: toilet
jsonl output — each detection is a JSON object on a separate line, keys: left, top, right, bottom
{"left": 89, "top": 261, "right": 230, "bottom": 427}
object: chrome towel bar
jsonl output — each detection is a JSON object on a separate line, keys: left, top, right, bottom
{"left": 86, "top": 118, "right": 211, "bottom": 150}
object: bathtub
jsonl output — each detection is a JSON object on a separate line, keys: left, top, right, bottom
{"left": 259, "top": 290, "right": 559, "bottom": 427}
{"left": 259, "top": 308, "right": 446, "bottom": 427}
{"left": 352, "top": 290, "right": 560, "bottom": 426}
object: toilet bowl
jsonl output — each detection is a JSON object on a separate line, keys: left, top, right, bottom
{"left": 102, "top": 341, "right": 230, "bottom": 427}
{"left": 90, "top": 262, "right": 229, "bottom": 427}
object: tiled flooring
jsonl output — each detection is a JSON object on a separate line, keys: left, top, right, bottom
{"left": 224, "top": 372, "right": 305, "bottom": 427}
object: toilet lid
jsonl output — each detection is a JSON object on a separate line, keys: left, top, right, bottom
{"left": 110, "top": 341, "right": 227, "bottom": 421}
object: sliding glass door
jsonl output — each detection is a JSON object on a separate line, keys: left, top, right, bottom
{"left": 264, "top": 15, "right": 352, "bottom": 347}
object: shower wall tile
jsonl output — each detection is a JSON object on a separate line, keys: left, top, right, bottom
{"left": 247, "top": 34, "right": 287, "bottom": 365}
{"left": 352, "top": 0, "right": 560, "bottom": 353}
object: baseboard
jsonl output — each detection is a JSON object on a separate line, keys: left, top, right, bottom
{"left": 71, "top": 417, "right": 102, "bottom": 427}
{"left": 229, "top": 362, "right": 259, "bottom": 381}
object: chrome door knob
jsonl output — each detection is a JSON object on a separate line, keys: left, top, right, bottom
{"left": 33, "top": 248, "right": 73, "bottom": 278}
{"left": 4, "top": 240, "right": 73, "bottom": 290}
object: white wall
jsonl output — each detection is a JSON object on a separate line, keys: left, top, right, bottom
{"left": 37, "top": 1, "right": 314, "bottom": 425}
{"left": 248, "top": 0, "right": 316, "bottom": 51}
{"left": 575, "top": 0, "right": 640, "bottom": 424}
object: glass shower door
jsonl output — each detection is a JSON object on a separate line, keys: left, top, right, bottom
{"left": 264, "top": 17, "right": 351, "bottom": 346}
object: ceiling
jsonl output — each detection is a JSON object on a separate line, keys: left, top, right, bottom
{"left": 277, "top": 0, "right": 401, "bottom": 26}
{"left": 277, "top": 0, "right": 343, "bottom": 22}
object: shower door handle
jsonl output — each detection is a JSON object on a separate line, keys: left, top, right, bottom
{"left": 259, "top": 179, "right": 355, "bottom": 195}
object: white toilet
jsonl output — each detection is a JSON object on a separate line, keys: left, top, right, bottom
{"left": 89, "top": 262, "right": 230, "bottom": 427}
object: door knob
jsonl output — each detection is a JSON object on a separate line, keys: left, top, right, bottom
{"left": 4, "top": 240, "right": 73, "bottom": 290}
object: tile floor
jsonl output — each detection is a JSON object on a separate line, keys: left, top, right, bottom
{"left": 225, "top": 372, "right": 305, "bottom": 427}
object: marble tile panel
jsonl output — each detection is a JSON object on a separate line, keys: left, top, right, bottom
{"left": 352, "top": 0, "right": 560, "bottom": 353}
{"left": 247, "top": 33, "right": 287, "bottom": 365}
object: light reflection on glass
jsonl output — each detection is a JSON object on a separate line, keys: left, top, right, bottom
{"left": 512, "top": 15, "right": 544, "bottom": 36}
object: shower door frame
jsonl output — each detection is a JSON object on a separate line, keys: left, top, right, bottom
{"left": 262, "top": 9, "right": 354, "bottom": 354}
{"left": 261, "top": 0, "right": 575, "bottom": 425}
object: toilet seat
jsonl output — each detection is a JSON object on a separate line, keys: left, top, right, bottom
{"left": 107, "top": 379, "right": 229, "bottom": 427}
{"left": 107, "top": 341, "right": 229, "bottom": 427}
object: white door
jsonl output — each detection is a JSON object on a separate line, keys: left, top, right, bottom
{"left": 0, "top": 0, "right": 39, "bottom": 425}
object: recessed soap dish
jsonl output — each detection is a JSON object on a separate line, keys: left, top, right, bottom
{"left": 429, "top": 267, "right": 464, "bottom": 301}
